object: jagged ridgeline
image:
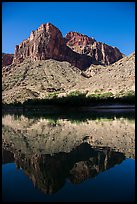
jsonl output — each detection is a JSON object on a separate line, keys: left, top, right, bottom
{"left": 3, "top": 22, "right": 123, "bottom": 68}
{"left": 2, "top": 22, "right": 135, "bottom": 104}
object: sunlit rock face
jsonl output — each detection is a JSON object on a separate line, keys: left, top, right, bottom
{"left": 12, "top": 22, "right": 123, "bottom": 69}
{"left": 65, "top": 31, "right": 123, "bottom": 65}
{"left": 12, "top": 23, "right": 93, "bottom": 70}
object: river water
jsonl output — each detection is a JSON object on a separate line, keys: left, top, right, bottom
{"left": 2, "top": 108, "right": 135, "bottom": 202}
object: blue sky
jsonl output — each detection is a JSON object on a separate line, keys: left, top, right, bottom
{"left": 2, "top": 2, "right": 135, "bottom": 56}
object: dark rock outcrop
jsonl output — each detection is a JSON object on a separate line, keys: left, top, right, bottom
{"left": 2, "top": 53, "right": 14, "bottom": 67}
{"left": 65, "top": 32, "right": 123, "bottom": 65}
{"left": 13, "top": 22, "right": 123, "bottom": 69}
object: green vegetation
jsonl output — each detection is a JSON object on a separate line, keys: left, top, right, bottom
{"left": 68, "top": 90, "right": 86, "bottom": 97}
{"left": 114, "top": 90, "right": 135, "bottom": 104}
{"left": 2, "top": 90, "right": 135, "bottom": 107}
{"left": 88, "top": 92, "right": 114, "bottom": 100}
{"left": 94, "top": 88, "right": 104, "bottom": 93}
{"left": 46, "top": 92, "right": 58, "bottom": 99}
{"left": 121, "top": 90, "right": 135, "bottom": 97}
{"left": 2, "top": 107, "right": 135, "bottom": 124}
{"left": 94, "top": 89, "right": 100, "bottom": 93}
{"left": 47, "top": 118, "right": 60, "bottom": 126}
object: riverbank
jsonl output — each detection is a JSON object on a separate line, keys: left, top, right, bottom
{"left": 2, "top": 90, "right": 135, "bottom": 107}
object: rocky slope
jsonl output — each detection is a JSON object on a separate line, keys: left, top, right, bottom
{"left": 2, "top": 52, "right": 135, "bottom": 104}
{"left": 2, "top": 59, "right": 85, "bottom": 103}
{"left": 12, "top": 22, "right": 123, "bottom": 69}
{"left": 77, "top": 52, "right": 135, "bottom": 95}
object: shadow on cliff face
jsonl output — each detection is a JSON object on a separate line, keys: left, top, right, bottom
{"left": 2, "top": 143, "right": 125, "bottom": 195}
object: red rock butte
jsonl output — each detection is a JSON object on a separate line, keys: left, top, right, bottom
{"left": 12, "top": 22, "right": 123, "bottom": 70}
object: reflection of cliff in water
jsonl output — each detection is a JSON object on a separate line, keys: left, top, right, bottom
{"left": 2, "top": 113, "right": 134, "bottom": 195}
{"left": 2, "top": 143, "right": 125, "bottom": 195}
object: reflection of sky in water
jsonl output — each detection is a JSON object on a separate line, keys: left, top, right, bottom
{"left": 2, "top": 159, "right": 135, "bottom": 202}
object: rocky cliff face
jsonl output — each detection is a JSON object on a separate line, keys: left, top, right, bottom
{"left": 2, "top": 53, "right": 14, "bottom": 67}
{"left": 13, "top": 23, "right": 93, "bottom": 70}
{"left": 12, "top": 22, "right": 123, "bottom": 69}
{"left": 65, "top": 32, "right": 123, "bottom": 65}
{"left": 2, "top": 22, "right": 134, "bottom": 104}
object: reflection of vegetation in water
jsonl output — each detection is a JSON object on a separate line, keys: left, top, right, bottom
{"left": 47, "top": 119, "right": 60, "bottom": 126}
{"left": 2, "top": 111, "right": 135, "bottom": 161}
{"left": 126, "top": 119, "right": 135, "bottom": 124}
{"left": 94, "top": 117, "right": 135, "bottom": 123}
{"left": 2, "top": 112, "right": 135, "bottom": 125}
{"left": 68, "top": 119, "right": 85, "bottom": 124}
{"left": 2, "top": 105, "right": 135, "bottom": 125}
{"left": 52, "top": 114, "right": 134, "bottom": 125}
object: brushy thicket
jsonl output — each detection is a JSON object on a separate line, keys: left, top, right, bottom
{"left": 3, "top": 90, "right": 135, "bottom": 107}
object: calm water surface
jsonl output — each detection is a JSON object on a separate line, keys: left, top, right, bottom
{"left": 2, "top": 108, "right": 135, "bottom": 202}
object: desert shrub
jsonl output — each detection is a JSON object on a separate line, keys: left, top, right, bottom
{"left": 47, "top": 92, "right": 58, "bottom": 99}
{"left": 47, "top": 119, "right": 60, "bottom": 126}
{"left": 68, "top": 90, "right": 86, "bottom": 97}
{"left": 8, "top": 89, "right": 135, "bottom": 107}
{"left": 123, "top": 90, "right": 135, "bottom": 97}
{"left": 94, "top": 89, "right": 100, "bottom": 93}
{"left": 119, "top": 89, "right": 125, "bottom": 95}
{"left": 99, "top": 92, "right": 114, "bottom": 99}
{"left": 88, "top": 92, "right": 113, "bottom": 100}
{"left": 120, "top": 90, "right": 135, "bottom": 104}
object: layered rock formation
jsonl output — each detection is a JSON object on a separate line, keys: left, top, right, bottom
{"left": 12, "top": 22, "right": 123, "bottom": 69}
{"left": 65, "top": 32, "right": 123, "bottom": 65}
{"left": 2, "top": 22, "right": 134, "bottom": 104}
{"left": 13, "top": 23, "right": 93, "bottom": 70}
{"left": 2, "top": 53, "right": 14, "bottom": 67}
